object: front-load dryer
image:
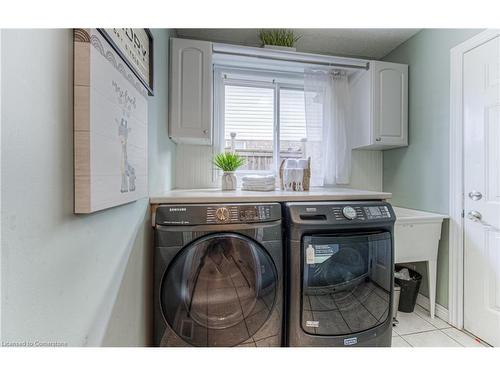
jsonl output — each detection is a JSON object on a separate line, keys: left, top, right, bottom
{"left": 284, "top": 201, "right": 395, "bottom": 347}
{"left": 154, "top": 203, "right": 283, "bottom": 347}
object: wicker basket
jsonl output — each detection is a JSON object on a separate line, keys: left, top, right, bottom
{"left": 279, "top": 157, "right": 311, "bottom": 191}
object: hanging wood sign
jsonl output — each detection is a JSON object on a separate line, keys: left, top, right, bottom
{"left": 100, "top": 28, "right": 154, "bottom": 95}
{"left": 73, "top": 28, "right": 149, "bottom": 214}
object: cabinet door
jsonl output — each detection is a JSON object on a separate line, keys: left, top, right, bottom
{"left": 372, "top": 61, "right": 408, "bottom": 147}
{"left": 170, "top": 38, "right": 213, "bottom": 144}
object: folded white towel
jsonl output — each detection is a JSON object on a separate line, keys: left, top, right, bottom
{"left": 242, "top": 180, "right": 275, "bottom": 187}
{"left": 241, "top": 184, "right": 276, "bottom": 191}
{"left": 242, "top": 181, "right": 276, "bottom": 186}
{"left": 242, "top": 180, "right": 275, "bottom": 185}
{"left": 241, "top": 174, "right": 276, "bottom": 184}
{"left": 242, "top": 175, "right": 275, "bottom": 190}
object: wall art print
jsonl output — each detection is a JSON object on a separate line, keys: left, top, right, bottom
{"left": 74, "top": 28, "right": 148, "bottom": 214}
{"left": 100, "top": 28, "right": 154, "bottom": 95}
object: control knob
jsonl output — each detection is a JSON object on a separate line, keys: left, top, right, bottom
{"left": 342, "top": 206, "right": 357, "bottom": 220}
{"left": 215, "top": 207, "right": 230, "bottom": 222}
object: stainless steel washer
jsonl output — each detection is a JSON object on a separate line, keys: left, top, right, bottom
{"left": 154, "top": 203, "right": 283, "bottom": 347}
{"left": 284, "top": 201, "right": 395, "bottom": 347}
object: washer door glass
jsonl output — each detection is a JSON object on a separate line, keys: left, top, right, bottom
{"left": 161, "top": 233, "right": 278, "bottom": 346}
{"left": 302, "top": 231, "right": 392, "bottom": 336}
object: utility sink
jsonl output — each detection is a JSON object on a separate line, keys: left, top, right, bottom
{"left": 393, "top": 206, "right": 448, "bottom": 263}
{"left": 392, "top": 206, "right": 448, "bottom": 318}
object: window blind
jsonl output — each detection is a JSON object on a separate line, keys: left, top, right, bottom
{"left": 224, "top": 85, "right": 274, "bottom": 141}
{"left": 279, "top": 89, "right": 307, "bottom": 141}
{"left": 224, "top": 85, "right": 308, "bottom": 142}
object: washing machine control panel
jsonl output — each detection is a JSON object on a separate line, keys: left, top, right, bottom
{"left": 156, "top": 203, "right": 281, "bottom": 226}
{"left": 205, "top": 204, "right": 278, "bottom": 224}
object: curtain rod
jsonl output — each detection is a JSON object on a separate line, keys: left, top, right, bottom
{"left": 215, "top": 65, "right": 306, "bottom": 79}
{"left": 212, "top": 43, "right": 370, "bottom": 71}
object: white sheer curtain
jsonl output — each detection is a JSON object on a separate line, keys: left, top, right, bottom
{"left": 304, "top": 69, "right": 351, "bottom": 186}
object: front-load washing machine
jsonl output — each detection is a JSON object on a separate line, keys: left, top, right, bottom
{"left": 154, "top": 203, "right": 283, "bottom": 347}
{"left": 284, "top": 201, "right": 395, "bottom": 347}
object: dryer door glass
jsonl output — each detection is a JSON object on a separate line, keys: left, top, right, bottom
{"left": 161, "top": 233, "right": 278, "bottom": 346}
{"left": 301, "top": 231, "right": 392, "bottom": 336}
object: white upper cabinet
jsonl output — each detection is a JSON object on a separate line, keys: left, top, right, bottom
{"left": 349, "top": 61, "right": 408, "bottom": 150}
{"left": 169, "top": 38, "right": 213, "bottom": 144}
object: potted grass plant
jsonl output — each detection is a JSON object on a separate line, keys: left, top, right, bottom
{"left": 259, "top": 29, "right": 301, "bottom": 51}
{"left": 213, "top": 152, "right": 245, "bottom": 190}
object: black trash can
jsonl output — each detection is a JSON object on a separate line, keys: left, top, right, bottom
{"left": 395, "top": 266, "right": 422, "bottom": 313}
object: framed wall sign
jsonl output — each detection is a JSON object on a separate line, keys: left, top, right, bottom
{"left": 74, "top": 28, "right": 149, "bottom": 213}
{"left": 99, "top": 28, "right": 154, "bottom": 96}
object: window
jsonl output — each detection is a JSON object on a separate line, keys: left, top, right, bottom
{"left": 224, "top": 84, "right": 275, "bottom": 172}
{"left": 218, "top": 70, "right": 310, "bottom": 178}
{"left": 279, "top": 88, "right": 307, "bottom": 161}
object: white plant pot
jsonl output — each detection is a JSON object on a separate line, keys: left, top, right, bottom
{"left": 263, "top": 45, "right": 297, "bottom": 52}
{"left": 221, "top": 172, "right": 237, "bottom": 190}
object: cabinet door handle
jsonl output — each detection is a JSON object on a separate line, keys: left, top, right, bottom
{"left": 375, "top": 137, "right": 381, "bottom": 142}
{"left": 203, "top": 129, "right": 208, "bottom": 135}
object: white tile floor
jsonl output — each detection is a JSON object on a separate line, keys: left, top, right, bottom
{"left": 391, "top": 305, "right": 490, "bottom": 347}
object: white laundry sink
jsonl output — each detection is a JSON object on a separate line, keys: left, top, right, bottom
{"left": 392, "top": 206, "right": 448, "bottom": 318}
{"left": 393, "top": 206, "right": 448, "bottom": 263}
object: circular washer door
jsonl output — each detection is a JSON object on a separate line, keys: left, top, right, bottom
{"left": 160, "top": 233, "right": 278, "bottom": 347}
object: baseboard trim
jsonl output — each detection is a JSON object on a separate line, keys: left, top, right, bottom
{"left": 416, "top": 293, "right": 449, "bottom": 323}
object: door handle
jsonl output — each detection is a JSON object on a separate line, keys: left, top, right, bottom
{"left": 467, "top": 211, "right": 482, "bottom": 222}
{"left": 468, "top": 191, "right": 483, "bottom": 201}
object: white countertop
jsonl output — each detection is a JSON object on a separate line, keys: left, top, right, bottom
{"left": 149, "top": 187, "right": 392, "bottom": 204}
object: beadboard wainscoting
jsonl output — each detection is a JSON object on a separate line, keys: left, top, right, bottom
{"left": 349, "top": 149, "right": 383, "bottom": 191}
{"left": 175, "top": 146, "right": 383, "bottom": 191}
{"left": 175, "top": 144, "right": 218, "bottom": 188}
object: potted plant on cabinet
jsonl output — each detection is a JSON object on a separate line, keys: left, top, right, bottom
{"left": 259, "top": 29, "right": 301, "bottom": 51}
{"left": 213, "top": 152, "right": 245, "bottom": 190}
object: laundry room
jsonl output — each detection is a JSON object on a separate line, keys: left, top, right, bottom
{"left": 0, "top": 1, "right": 499, "bottom": 374}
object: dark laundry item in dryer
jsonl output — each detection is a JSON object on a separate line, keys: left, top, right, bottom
{"left": 305, "top": 244, "right": 368, "bottom": 289}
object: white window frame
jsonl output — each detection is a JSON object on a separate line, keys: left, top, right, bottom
{"left": 213, "top": 67, "right": 305, "bottom": 179}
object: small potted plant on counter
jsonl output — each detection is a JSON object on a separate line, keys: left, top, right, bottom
{"left": 213, "top": 152, "right": 245, "bottom": 190}
{"left": 259, "top": 29, "right": 301, "bottom": 51}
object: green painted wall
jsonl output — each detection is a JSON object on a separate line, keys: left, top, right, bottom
{"left": 102, "top": 28, "right": 176, "bottom": 345}
{"left": 148, "top": 29, "right": 177, "bottom": 195}
{"left": 382, "top": 29, "right": 483, "bottom": 308}
{"left": 1, "top": 29, "right": 175, "bottom": 346}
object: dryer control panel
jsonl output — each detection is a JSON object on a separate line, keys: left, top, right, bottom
{"left": 364, "top": 205, "right": 391, "bottom": 220}
{"left": 155, "top": 203, "right": 281, "bottom": 226}
{"left": 286, "top": 201, "right": 394, "bottom": 226}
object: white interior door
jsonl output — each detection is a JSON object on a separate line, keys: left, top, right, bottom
{"left": 463, "top": 35, "right": 500, "bottom": 347}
